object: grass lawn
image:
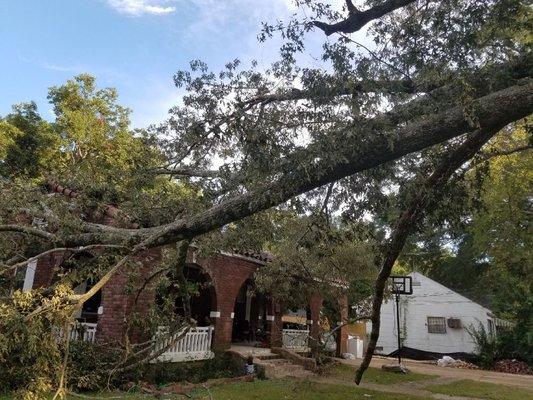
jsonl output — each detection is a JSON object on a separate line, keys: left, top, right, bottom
{"left": 425, "top": 379, "right": 533, "bottom": 400}
{"left": 193, "top": 379, "right": 427, "bottom": 399}
{"left": 1, "top": 379, "right": 428, "bottom": 400}
{"left": 327, "top": 363, "right": 437, "bottom": 385}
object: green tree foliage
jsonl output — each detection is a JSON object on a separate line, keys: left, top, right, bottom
{"left": 0, "top": 102, "right": 57, "bottom": 178}
{"left": 253, "top": 215, "right": 378, "bottom": 315}
{"left": 470, "top": 127, "right": 532, "bottom": 316}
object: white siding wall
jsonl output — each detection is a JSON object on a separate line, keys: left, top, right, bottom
{"left": 368, "top": 272, "right": 493, "bottom": 355}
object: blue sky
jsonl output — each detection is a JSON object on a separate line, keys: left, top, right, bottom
{"left": 0, "top": 0, "right": 322, "bottom": 128}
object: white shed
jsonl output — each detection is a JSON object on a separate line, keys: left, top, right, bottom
{"left": 367, "top": 272, "right": 495, "bottom": 356}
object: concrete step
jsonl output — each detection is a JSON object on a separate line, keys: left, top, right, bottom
{"left": 257, "top": 354, "right": 284, "bottom": 361}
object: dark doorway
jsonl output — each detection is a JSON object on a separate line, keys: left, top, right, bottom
{"left": 232, "top": 280, "right": 268, "bottom": 345}
{"left": 171, "top": 264, "right": 216, "bottom": 326}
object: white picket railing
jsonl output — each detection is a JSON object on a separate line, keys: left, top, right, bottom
{"left": 70, "top": 322, "right": 98, "bottom": 342}
{"left": 282, "top": 328, "right": 309, "bottom": 351}
{"left": 55, "top": 322, "right": 97, "bottom": 343}
{"left": 154, "top": 326, "right": 214, "bottom": 362}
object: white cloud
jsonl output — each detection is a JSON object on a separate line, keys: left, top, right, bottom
{"left": 106, "top": 0, "right": 177, "bottom": 16}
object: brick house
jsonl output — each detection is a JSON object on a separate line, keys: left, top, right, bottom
{"left": 23, "top": 247, "right": 350, "bottom": 356}
{"left": 19, "top": 183, "right": 351, "bottom": 359}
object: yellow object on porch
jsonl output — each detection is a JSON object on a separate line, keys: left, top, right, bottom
{"left": 345, "top": 322, "right": 366, "bottom": 338}
{"left": 282, "top": 315, "right": 307, "bottom": 325}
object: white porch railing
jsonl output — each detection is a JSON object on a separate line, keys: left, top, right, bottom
{"left": 55, "top": 322, "right": 97, "bottom": 343}
{"left": 69, "top": 322, "right": 97, "bottom": 342}
{"left": 282, "top": 328, "right": 309, "bottom": 351}
{"left": 154, "top": 326, "right": 214, "bottom": 362}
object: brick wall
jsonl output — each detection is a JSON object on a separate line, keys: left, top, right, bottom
{"left": 33, "top": 252, "right": 64, "bottom": 288}
{"left": 97, "top": 249, "right": 161, "bottom": 344}
{"left": 31, "top": 246, "right": 342, "bottom": 354}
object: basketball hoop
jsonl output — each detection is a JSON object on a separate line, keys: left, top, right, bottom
{"left": 390, "top": 275, "right": 413, "bottom": 295}
{"left": 389, "top": 275, "right": 413, "bottom": 365}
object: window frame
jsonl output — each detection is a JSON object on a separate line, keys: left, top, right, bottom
{"left": 427, "top": 316, "right": 447, "bottom": 334}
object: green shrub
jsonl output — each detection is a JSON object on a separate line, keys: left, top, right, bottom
{"left": 68, "top": 343, "right": 246, "bottom": 389}
{"left": 67, "top": 341, "right": 123, "bottom": 391}
{"left": 468, "top": 322, "right": 533, "bottom": 368}
{"left": 136, "top": 352, "right": 245, "bottom": 385}
{"left": 0, "top": 288, "right": 72, "bottom": 399}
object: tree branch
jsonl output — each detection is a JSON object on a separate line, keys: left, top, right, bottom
{"left": 0, "top": 225, "right": 55, "bottom": 241}
{"left": 314, "top": 0, "right": 417, "bottom": 36}
{"left": 453, "top": 144, "right": 532, "bottom": 180}
{"left": 150, "top": 80, "right": 533, "bottom": 248}
{"left": 7, "top": 81, "right": 533, "bottom": 256}
{"left": 149, "top": 167, "right": 221, "bottom": 178}
{"left": 171, "top": 240, "right": 193, "bottom": 319}
{"left": 0, "top": 244, "right": 127, "bottom": 275}
{"left": 345, "top": 0, "right": 358, "bottom": 15}
{"left": 241, "top": 79, "right": 423, "bottom": 107}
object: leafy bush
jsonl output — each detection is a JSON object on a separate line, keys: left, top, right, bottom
{"left": 134, "top": 352, "right": 245, "bottom": 386}
{"left": 68, "top": 344, "right": 246, "bottom": 390}
{"left": 468, "top": 324, "right": 499, "bottom": 368}
{"left": 0, "top": 288, "right": 73, "bottom": 399}
{"left": 468, "top": 322, "right": 533, "bottom": 368}
{"left": 67, "top": 341, "right": 123, "bottom": 391}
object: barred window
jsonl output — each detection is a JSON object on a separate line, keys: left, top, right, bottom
{"left": 427, "top": 317, "right": 446, "bottom": 334}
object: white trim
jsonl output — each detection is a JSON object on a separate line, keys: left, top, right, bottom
{"left": 22, "top": 260, "right": 37, "bottom": 292}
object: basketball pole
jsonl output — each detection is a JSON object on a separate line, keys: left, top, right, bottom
{"left": 395, "top": 293, "right": 402, "bottom": 365}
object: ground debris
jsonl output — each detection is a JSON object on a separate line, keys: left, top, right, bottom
{"left": 493, "top": 359, "right": 532, "bottom": 375}
{"left": 123, "top": 375, "right": 254, "bottom": 396}
{"left": 381, "top": 364, "right": 409, "bottom": 374}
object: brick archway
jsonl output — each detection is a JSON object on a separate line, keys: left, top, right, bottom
{"left": 195, "top": 253, "right": 262, "bottom": 349}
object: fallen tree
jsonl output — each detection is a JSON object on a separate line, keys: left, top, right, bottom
{"left": 1, "top": 0, "right": 532, "bottom": 394}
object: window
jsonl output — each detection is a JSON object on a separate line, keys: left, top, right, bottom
{"left": 427, "top": 317, "right": 446, "bottom": 334}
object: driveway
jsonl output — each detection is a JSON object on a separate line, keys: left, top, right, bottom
{"left": 340, "top": 356, "right": 533, "bottom": 390}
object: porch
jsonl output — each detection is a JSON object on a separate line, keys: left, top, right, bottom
{"left": 68, "top": 322, "right": 310, "bottom": 362}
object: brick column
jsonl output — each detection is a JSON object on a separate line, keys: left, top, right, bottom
{"left": 336, "top": 294, "right": 349, "bottom": 356}
{"left": 266, "top": 300, "right": 283, "bottom": 347}
{"left": 97, "top": 269, "right": 129, "bottom": 344}
{"left": 309, "top": 292, "right": 323, "bottom": 350}
{"left": 210, "top": 309, "right": 232, "bottom": 350}
{"left": 96, "top": 249, "right": 159, "bottom": 344}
